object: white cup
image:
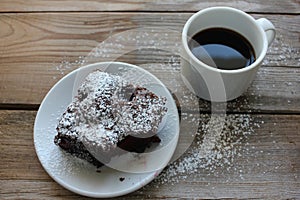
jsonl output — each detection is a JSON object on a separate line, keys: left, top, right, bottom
{"left": 181, "top": 7, "right": 276, "bottom": 102}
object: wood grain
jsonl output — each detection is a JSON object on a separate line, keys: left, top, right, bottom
{"left": 0, "top": 0, "right": 299, "bottom": 13}
{"left": 141, "top": 63, "right": 300, "bottom": 113}
{"left": 0, "top": 1, "right": 299, "bottom": 199}
{"left": 0, "top": 13, "right": 299, "bottom": 111}
{"left": 0, "top": 110, "right": 299, "bottom": 199}
{"left": 0, "top": 13, "right": 298, "bottom": 66}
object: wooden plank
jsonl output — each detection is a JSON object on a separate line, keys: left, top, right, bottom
{"left": 0, "top": 61, "right": 299, "bottom": 113}
{"left": 0, "top": 110, "right": 299, "bottom": 199}
{"left": 0, "top": 0, "right": 299, "bottom": 13}
{"left": 0, "top": 111, "right": 48, "bottom": 180}
{"left": 0, "top": 13, "right": 299, "bottom": 111}
{"left": 141, "top": 64, "right": 300, "bottom": 114}
{"left": 0, "top": 13, "right": 298, "bottom": 66}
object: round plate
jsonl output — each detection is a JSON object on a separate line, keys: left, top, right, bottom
{"left": 34, "top": 62, "right": 180, "bottom": 198}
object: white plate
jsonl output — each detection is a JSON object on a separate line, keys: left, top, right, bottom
{"left": 34, "top": 62, "right": 180, "bottom": 198}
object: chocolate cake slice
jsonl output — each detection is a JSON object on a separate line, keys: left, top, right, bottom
{"left": 54, "top": 70, "right": 167, "bottom": 167}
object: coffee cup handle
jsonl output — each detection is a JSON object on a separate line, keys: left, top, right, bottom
{"left": 256, "top": 18, "right": 276, "bottom": 46}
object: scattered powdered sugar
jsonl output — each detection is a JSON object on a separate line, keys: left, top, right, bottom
{"left": 262, "top": 32, "right": 300, "bottom": 66}
{"left": 153, "top": 114, "right": 260, "bottom": 185}
{"left": 53, "top": 56, "right": 87, "bottom": 78}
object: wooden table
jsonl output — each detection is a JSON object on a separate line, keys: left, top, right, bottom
{"left": 1, "top": 1, "right": 299, "bottom": 199}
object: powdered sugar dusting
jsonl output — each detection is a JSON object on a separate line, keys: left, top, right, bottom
{"left": 153, "top": 114, "right": 260, "bottom": 185}
{"left": 56, "top": 70, "right": 167, "bottom": 152}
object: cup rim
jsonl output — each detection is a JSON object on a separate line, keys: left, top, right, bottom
{"left": 182, "top": 6, "right": 269, "bottom": 74}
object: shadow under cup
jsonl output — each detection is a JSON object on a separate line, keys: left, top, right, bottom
{"left": 181, "top": 7, "right": 271, "bottom": 102}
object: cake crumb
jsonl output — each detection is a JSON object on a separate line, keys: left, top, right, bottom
{"left": 119, "top": 177, "right": 125, "bottom": 182}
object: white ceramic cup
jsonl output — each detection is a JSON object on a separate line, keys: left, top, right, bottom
{"left": 181, "top": 7, "right": 276, "bottom": 102}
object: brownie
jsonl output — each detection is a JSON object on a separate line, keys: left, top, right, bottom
{"left": 54, "top": 70, "right": 167, "bottom": 167}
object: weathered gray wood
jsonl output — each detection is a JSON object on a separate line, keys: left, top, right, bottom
{"left": 0, "top": 0, "right": 299, "bottom": 199}
{"left": 140, "top": 63, "right": 300, "bottom": 114}
{"left": 0, "top": 111, "right": 299, "bottom": 199}
{"left": 0, "top": 0, "right": 299, "bottom": 13}
{"left": 0, "top": 13, "right": 299, "bottom": 112}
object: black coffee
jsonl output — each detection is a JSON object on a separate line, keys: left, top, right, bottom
{"left": 189, "top": 28, "right": 256, "bottom": 70}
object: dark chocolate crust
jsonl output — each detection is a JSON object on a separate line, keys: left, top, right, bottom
{"left": 54, "top": 133, "right": 161, "bottom": 167}
{"left": 54, "top": 133, "right": 104, "bottom": 167}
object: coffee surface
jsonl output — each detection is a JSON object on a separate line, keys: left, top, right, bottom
{"left": 189, "top": 28, "right": 256, "bottom": 70}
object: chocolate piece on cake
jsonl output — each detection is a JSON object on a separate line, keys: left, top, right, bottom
{"left": 54, "top": 70, "right": 167, "bottom": 167}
